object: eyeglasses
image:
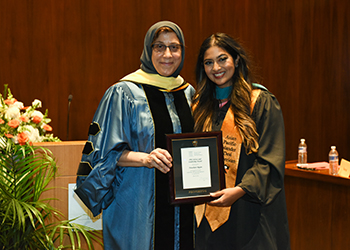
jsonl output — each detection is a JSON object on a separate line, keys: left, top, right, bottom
{"left": 152, "top": 43, "right": 182, "bottom": 53}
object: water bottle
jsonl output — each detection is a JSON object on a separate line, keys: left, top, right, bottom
{"left": 298, "top": 139, "right": 307, "bottom": 167}
{"left": 329, "top": 146, "right": 339, "bottom": 175}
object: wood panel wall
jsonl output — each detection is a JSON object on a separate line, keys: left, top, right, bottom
{"left": 1, "top": 0, "right": 349, "bottom": 163}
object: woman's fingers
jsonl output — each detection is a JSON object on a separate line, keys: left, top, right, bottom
{"left": 208, "top": 187, "right": 246, "bottom": 207}
{"left": 147, "top": 148, "right": 173, "bottom": 173}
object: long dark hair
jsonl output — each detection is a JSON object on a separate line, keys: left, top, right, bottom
{"left": 192, "top": 33, "right": 259, "bottom": 154}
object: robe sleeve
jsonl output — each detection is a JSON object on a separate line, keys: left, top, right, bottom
{"left": 238, "top": 90, "right": 286, "bottom": 206}
{"left": 74, "top": 83, "right": 134, "bottom": 216}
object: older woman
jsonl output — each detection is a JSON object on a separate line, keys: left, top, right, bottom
{"left": 75, "top": 21, "right": 195, "bottom": 250}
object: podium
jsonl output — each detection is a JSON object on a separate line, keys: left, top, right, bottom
{"left": 35, "top": 141, "right": 103, "bottom": 249}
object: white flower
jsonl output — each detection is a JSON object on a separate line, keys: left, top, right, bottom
{"left": 32, "top": 99, "right": 42, "bottom": 108}
{"left": 5, "top": 106, "right": 20, "bottom": 119}
{"left": 23, "top": 125, "right": 41, "bottom": 142}
{"left": 31, "top": 110, "right": 44, "bottom": 119}
{"left": 13, "top": 101, "right": 24, "bottom": 109}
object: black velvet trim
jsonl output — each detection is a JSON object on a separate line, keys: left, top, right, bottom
{"left": 172, "top": 90, "right": 194, "bottom": 134}
{"left": 88, "top": 122, "right": 101, "bottom": 136}
{"left": 143, "top": 85, "right": 174, "bottom": 148}
{"left": 82, "top": 141, "right": 94, "bottom": 155}
{"left": 76, "top": 162, "right": 93, "bottom": 176}
{"left": 143, "top": 84, "right": 194, "bottom": 250}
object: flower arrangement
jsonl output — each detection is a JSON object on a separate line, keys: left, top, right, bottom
{"left": 0, "top": 85, "right": 102, "bottom": 249}
{"left": 0, "top": 84, "right": 60, "bottom": 146}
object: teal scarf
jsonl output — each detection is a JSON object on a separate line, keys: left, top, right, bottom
{"left": 215, "top": 85, "right": 232, "bottom": 100}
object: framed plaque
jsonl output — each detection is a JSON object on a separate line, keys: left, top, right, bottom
{"left": 166, "top": 131, "right": 225, "bottom": 205}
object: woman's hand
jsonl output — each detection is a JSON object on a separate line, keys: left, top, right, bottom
{"left": 118, "top": 148, "right": 172, "bottom": 174}
{"left": 143, "top": 148, "right": 173, "bottom": 173}
{"left": 208, "top": 186, "right": 246, "bottom": 207}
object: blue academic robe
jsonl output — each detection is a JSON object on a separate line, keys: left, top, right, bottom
{"left": 75, "top": 81, "right": 194, "bottom": 250}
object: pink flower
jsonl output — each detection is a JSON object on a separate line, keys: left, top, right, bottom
{"left": 17, "top": 132, "right": 29, "bottom": 145}
{"left": 19, "top": 116, "right": 29, "bottom": 122}
{"left": 43, "top": 124, "right": 53, "bottom": 131}
{"left": 5, "top": 133, "right": 13, "bottom": 138}
{"left": 0, "top": 119, "right": 4, "bottom": 124}
{"left": 32, "top": 116, "right": 42, "bottom": 124}
{"left": 4, "top": 99, "right": 17, "bottom": 105}
{"left": 8, "top": 119, "right": 20, "bottom": 128}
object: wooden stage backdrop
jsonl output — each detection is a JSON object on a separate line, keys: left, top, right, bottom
{"left": 1, "top": 0, "right": 349, "bottom": 163}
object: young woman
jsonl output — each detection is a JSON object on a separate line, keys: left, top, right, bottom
{"left": 75, "top": 21, "right": 195, "bottom": 250}
{"left": 192, "top": 33, "right": 290, "bottom": 250}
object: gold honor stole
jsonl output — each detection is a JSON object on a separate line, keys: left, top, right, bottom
{"left": 120, "top": 69, "right": 187, "bottom": 92}
{"left": 195, "top": 89, "right": 260, "bottom": 232}
{"left": 195, "top": 107, "right": 242, "bottom": 231}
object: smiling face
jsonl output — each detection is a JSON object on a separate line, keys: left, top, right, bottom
{"left": 203, "top": 45, "right": 238, "bottom": 88}
{"left": 151, "top": 32, "right": 182, "bottom": 77}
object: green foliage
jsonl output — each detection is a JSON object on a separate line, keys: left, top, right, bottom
{"left": 0, "top": 140, "right": 103, "bottom": 250}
